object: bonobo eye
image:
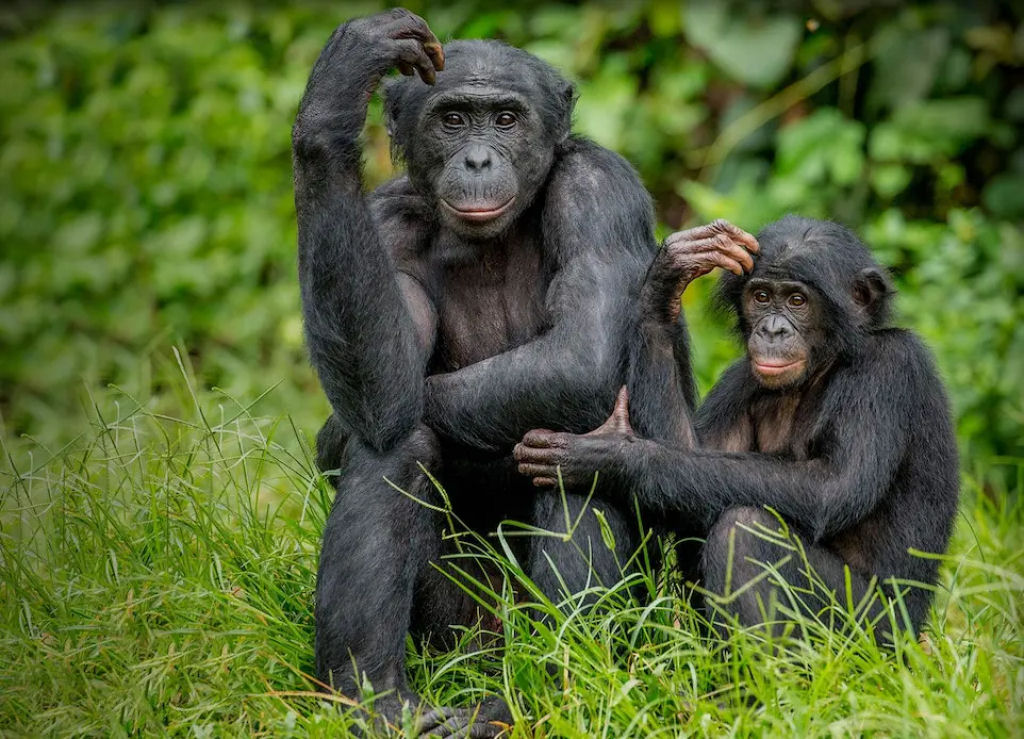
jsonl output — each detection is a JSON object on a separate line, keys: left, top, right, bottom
{"left": 788, "top": 293, "right": 807, "bottom": 307}
{"left": 494, "top": 111, "right": 517, "bottom": 129}
{"left": 753, "top": 290, "right": 771, "bottom": 304}
{"left": 442, "top": 112, "right": 466, "bottom": 130}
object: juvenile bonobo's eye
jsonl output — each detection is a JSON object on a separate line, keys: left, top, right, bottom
{"left": 788, "top": 293, "right": 807, "bottom": 308}
{"left": 442, "top": 112, "right": 466, "bottom": 130}
{"left": 494, "top": 111, "right": 517, "bottom": 129}
{"left": 753, "top": 290, "right": 771, "bottom": 304}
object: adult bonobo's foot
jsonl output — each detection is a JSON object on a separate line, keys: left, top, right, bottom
{"left": 358, "top": 693, "right": 512, "bottom": 738}
{"left": 415, "top": 695, "right": 513, "bottom": 738}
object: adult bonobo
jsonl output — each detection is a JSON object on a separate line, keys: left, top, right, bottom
{"left": 516, "top": 216, "right": 959, "bottom": 642}
{"left": 292, "top": 8, "right": 682, "bottom": 735}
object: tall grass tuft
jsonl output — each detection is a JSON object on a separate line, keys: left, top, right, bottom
{"left": 1, "top": 370, "right": 1021, "bottom": 736}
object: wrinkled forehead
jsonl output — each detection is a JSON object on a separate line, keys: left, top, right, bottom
{"left": 426, "top": 46, "right": 546, "bottom": 101}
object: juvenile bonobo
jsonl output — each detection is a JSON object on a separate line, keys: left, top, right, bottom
{"left": 292, "top": 8, "right": 680, "bottom": 735}
{"left": 515, "top": 216, "right": 959, "bottom": 641}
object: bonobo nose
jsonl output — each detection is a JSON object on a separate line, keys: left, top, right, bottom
{"left": 464, "top": 145, "right": 492, "bottom": 172}
{"left": 759, "top": 315, "right": 793, "bottom": 341}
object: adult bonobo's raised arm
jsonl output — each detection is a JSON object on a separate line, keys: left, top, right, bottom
{"left": 293, "top": 11, "right": 444, "bottom": 453}
{"left": 292, "top": 8, "right": 683, "bottom": 737}
{"left": 516, "top": 216, "right": 959, "bottom": 642}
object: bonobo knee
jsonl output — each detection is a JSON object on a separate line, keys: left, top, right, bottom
{"left": 706, "top": 506, "right": 780, "bottom": 553}
{"left": 701, "top": 506, "right": 783, "bottom": 581}
{"left": 315, "top": 413, "right": 349, "bottom": 474}
{"left": 403, "top": 423, "right": 441, "bottom": 463}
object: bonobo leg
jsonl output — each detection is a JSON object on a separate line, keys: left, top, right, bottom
{"left": 699, "top": 506, "right": 894, "bottom": 642}
{"left": 316, "top": 426, "right": 442, "bottom": 701}
{"left": 316, "top": 426, "right": 510, "bottom": 737}
{"left": 528, "top": 490, "right": 642, "bottom": 606}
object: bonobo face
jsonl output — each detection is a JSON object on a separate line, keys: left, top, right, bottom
{"left": 743, "top": 278, "right": 824, "bottom": 389}
{"left": 415, "top": 87, "right": 553, "bottom": 239}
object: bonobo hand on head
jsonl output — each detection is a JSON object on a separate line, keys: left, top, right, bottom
{"left": 643, "top": 219, "right": 759, "bottom": 324}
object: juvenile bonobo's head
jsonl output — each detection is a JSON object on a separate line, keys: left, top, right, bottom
{"left": 383, "top": 40, "right": 575, "bottom": 239}
{"left": 718, "top": 215, "right": 894, "bottom": 389}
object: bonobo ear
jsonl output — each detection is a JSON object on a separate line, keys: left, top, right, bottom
{"left": 382, "top": 78, "right": 401, "bottom": 139}
{"left": 852, "top": 267, "right": 894, "bottom": 327}
{"left": 556, "top": 81, "right": 577, "bottom": 140}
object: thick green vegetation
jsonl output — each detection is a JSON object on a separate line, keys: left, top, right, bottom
{"left": 1, "top": 2, "right": 1021, "bottom": 736}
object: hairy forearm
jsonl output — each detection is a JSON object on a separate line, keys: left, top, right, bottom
{"left": 604, "top": 443, "right": 871, "bottom": 540}
{"left": 425, "top": 333, "right": 619, "bottom": 451}
{"left": 625, "top": 317, "right": 697, "bottom": 446}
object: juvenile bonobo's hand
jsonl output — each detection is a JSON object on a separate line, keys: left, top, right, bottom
{"left": 643, "top": 219, "right": 759, "bottom": 323}
{"left": 514, "top": 387, "right": 635, "bottom": 489}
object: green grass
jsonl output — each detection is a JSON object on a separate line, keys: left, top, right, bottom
{"left": 1, "top": 367, "right": 1021, "bottom": 738}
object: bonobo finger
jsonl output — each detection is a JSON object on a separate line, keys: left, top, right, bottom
{"left": 514, "top": 441, "right": 558, "bottom": 461}
{"left": 709, "top": 218, "right": 759, "bottom": 253}
{"left": 664, "top": 235, "right": 723, "bottom": 257}
{"left": 667, "top": 236, "right": 752, "bottom": 273}
{"left": 519, "top": 430, "right": 564, "bottom": 449}
{"left": 666, "top": 221, "right": 758, "bottom": 254}
{"left": 515, "top": 444, "right": 560, "bottom": 464}
{"left": 665, "top": 222, "right": 733, "bottom": 246}
{"left": 417, "top": 706, "right": 460, "bottom": 733}
{"left": 424, "top": 41, "right": 445, "bottom": 71}
{"left": 393, "top": 39, "right": 437, "bottom": 85}
{"left": 517, "top": 463, "right": 556, "bottom": 478}
{"left": 711, "top": 252, "right": 745, "bottom": 275}
{"left": 713, "top": 238, "right": 755, "bottom": 271}
{"left": 421, "top": 707, "right": 505, "bottom": 739}
{"left": 447, "top": 722, "right": 506, "bottom": 739}
{"left": 532, "top": 477, "right": 558, "bottom": 488}
{"left": 397, "top": 61, "right": 415, "bottom": 76}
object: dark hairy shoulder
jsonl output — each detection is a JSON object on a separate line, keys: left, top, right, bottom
{"left": 542, "top": 135, "right": 656, "bottom": 260}
{"left": 550, "top": 136, "right": 651, "bottom": 197}
{"left": 367, "top": 176, "right": 434, "bottom": 261}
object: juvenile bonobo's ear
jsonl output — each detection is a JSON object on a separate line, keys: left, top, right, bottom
{"left": 852, "top": 267, "right": 894, "bottom": 327}
{"left": 589, "top": 386, "right": 634, "bottom": 437}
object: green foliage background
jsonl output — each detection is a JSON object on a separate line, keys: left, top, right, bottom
{"left": 1, "top": 1, "right": 1022, "bottom": 470}
{"left": 1, "top": 3, "right": 1022, "bottom": 736}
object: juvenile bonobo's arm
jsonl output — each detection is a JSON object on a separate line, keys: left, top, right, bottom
{"left": 424, "top": 145, "right": 655, "bottom": 451}
{"left": 516, "top": 353, "right": 912, "bottom": 542}
{"left": 292, "top": 10, "right": 444, "bottom": 452}
{"left": 627, "top": 220, "right": 758, "bottom": 445}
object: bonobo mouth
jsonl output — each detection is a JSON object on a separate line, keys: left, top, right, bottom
{"left": 753, "top": 358, "right": 806, "bottom": 377}
{"left": 441, "top": 196, "right": 516, "bottom": 224}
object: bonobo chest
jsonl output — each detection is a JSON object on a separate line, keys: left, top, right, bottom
{"left": 749, "top": 391, "right": 820, "bottom": 459}
{"left": 431, "top": 234, "right": 549, "bottom": 370}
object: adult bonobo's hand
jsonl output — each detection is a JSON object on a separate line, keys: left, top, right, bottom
{"left": 642, "top": 219, "right": 759, "bottom": 323}
{"left": 514, "top": 387, "right": 636, "bottom": 489}
{"left": 340, "top": 8, "right": 444, "bottom": 86}
{"left": 296, "top": 9, "right": 444, "bottom": 128}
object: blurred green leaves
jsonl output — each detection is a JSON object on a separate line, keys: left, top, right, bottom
{"left": 0, "top": 1, "right": 1021, "bottom": 468}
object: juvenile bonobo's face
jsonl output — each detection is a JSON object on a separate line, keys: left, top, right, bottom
{"left": 743, "top": 278, "right": 823, "bottom": 389}
{"left": 419, "top": 87, "right": 551, "bottom": 239}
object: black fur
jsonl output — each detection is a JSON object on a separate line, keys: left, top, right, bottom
{"left": 515, "top": 215, "right": 959, "bottom": 641}
{"left": 292, "top": 10, "right": 679, "bottom": 734}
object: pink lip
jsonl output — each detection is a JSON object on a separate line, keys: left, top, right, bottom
{"left": 441, "top": 196, "right": 515, "bottom": 223}
{"left": 754, "top": 359, "right": 805, "bottom": 376}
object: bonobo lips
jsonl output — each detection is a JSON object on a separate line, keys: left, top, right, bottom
{"left": 753, "top": 358, "right": 806, "bottom": 377}
{"left": 441, "top": 196, "right": 515, "bottom": 224}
